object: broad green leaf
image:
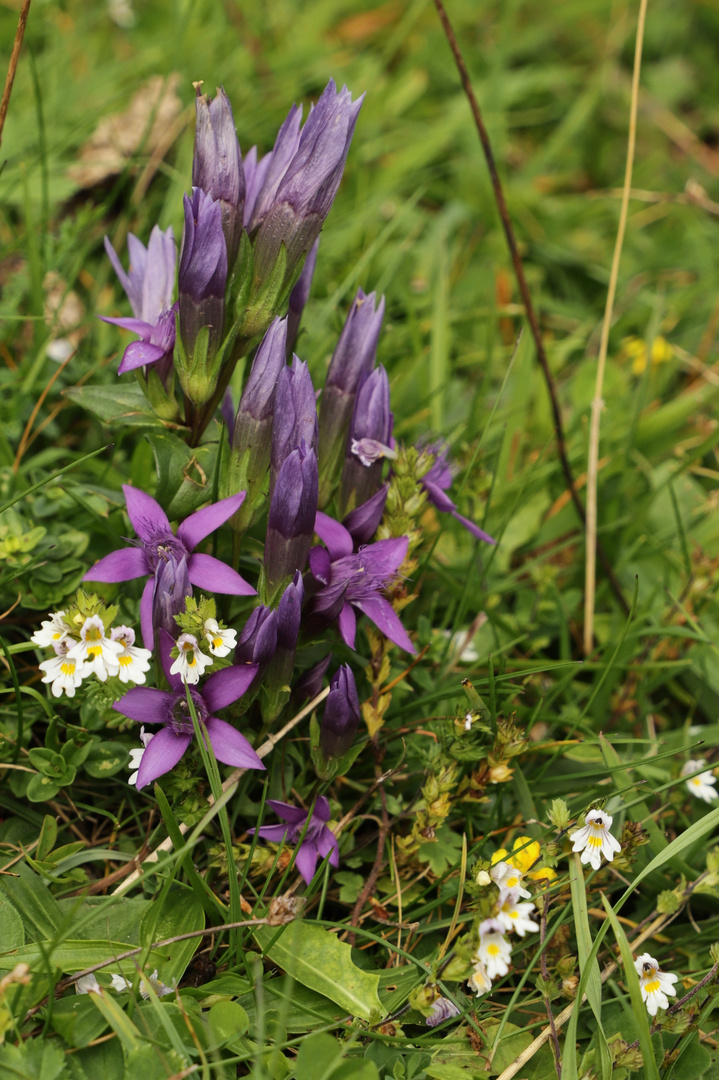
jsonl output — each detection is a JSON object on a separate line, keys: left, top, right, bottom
{"left": 147, "top": 431, "right": 218, "bottom": 519}
{"left": 209, "top": 1000, "right": 249, "bottom": 1045}
{"left": 0, "top": 863, "right": 63, "bottom": 940}
{"left": 57, "top": 895, "right": 152, "bottom": 944}
{"left": 0, "top": 1037, "right": 65, "bottom": 1080}
{"left": 238, "top": 978, "right": 344, "bottom": 1031}
{"left": 254, "top": 921, "right": 383, "bottom": 1021}
{"left": 0, "top": 939, "right": 168, "bottom": 972}
{"left": 67, "top": 1039, "right": 124, "bottom": 1080}
{"left": 295, "top": 1032, "right": 349, "bottom": 1080}
{"left": 64, "top": 384, "right": 164, "bottom": 428}
{"left": 0, "top": 896, "right": 24, "bottom": 952}
{"left": 138, "top": 884, "right": 205, "bottom": 988}
{"left": 48, "top": 994, "right": 110, "bottom": 1048}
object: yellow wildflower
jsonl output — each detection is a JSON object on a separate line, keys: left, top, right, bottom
{"left": 621, "top": 335, "right": 672, "bottom": 376}
{"left": 491, "top": 835, "right": 556, "bottom": 882}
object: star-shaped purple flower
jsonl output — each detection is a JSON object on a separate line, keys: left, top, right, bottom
{"left": 114, "top": 631, "right": 263, "bottom": 790}
{"left": 421, "top": 443, "right": 495, "bottom": 544}
{"left": 248, "top": 796, "right": 338, "bottom": 885}
{"left": 101, "top": 226, "right": 178, "bottom": 380}
{"left": 83, "top": 486, "right": 255, "bottom": 649}
{"left": 309, "top": 513, "right": 414, "bottom": 654}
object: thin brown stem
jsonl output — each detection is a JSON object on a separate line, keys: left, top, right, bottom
{"left": 0, "top": 0, "right": 32, "bottom": 151}
{"left": 347, "top": 756, "right": 391, "bottom": 945}
{"left": 431, "top": 0, "right": 628, "bottom": 617}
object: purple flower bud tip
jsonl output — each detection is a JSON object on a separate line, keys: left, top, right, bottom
{"left": 193, "top": 84, "right": 244, "bottom": 210}
{"left": 271, "top": 358, "right": 318, "bottom": 476}
{"left": 326, "top": 289, "right": 385, "bottom": 396}
{"left": 320, "top": 663, "right": 361, "bottom": 759}
{"left": 276, "top": 570, "right": 304, "bottom": 651}
{"left": 235, "top": 605, "right": 278, "bottom": 666}
{"left": 179, "top": 188, "right": 228, "bottom": 304}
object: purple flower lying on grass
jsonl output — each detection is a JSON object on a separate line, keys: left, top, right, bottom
{"left": 248, "top": 796, "right": 338, "bottom": 885}
{"left": 114, "top": 631, "right": 262, "bottom": 790}
{"left": 310, "top": 513, "right": 414, "bottom": 654}
{"left": 421, "top": 443, "right": 495, "bottom": 544}
{"left": 102, "top": 226, "right": 178, "bottom": 378}
{"left": 83, "top": 486, "right": 255, "bottom": 649}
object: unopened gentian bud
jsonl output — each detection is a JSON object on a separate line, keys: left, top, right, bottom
{"left": 270, "top": 357, "right": 318, "bottom": 494}
{"left": 320, "top": 664, "right": 361, "bottom": 760}
{"left": 264, "top": 444, "right": 318, "bottom": 596}
{"left": 317, "top": 288, "right": 384, "bottom": 507}
{"left": 251, "top": 82, "right": 363, "bottom": 291}
{"left": 152, "top": 555, "right": 192, "bottom": 645}
{"left": 177, "top": 188, "right": 228, "bottom": 401}
{"left": 193, "top": 85, "right": 245, "bottom": 267}
{"left": 276, "top": 570, "right": 304, "bottom": 652}
{"left": 339, "top": 365, "right": 392, "bottom": 515}
{"left": 262, "top": 571, "right": 305, "bottom": 722}
{"left": 224, "top": 317, "right": 288, "bottom": 529}
{"left": 235, "top": 605, "right": 278, "bottom": 666}
{"left": 294, "top": 653, "right": 332, "bottom": 703}
{"left": 342, "top": 485, "right": 388, "bottom": 546}
{"left": 286, "top": 237, "right": 318, "bottom": 354}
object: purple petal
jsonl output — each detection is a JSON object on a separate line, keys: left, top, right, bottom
{"left": 317, "top": 826, "right": 339, "bottom": 867}
{"left": 338, "top": 601, "right": 356, "bottom": 649}
{"left": 187, "top": 553, "right": 256, "bottom": 596}
{"left": 122, "top": 485, "right": 171, "bottom": 544}
{"left": 247, "top": 824, "right": 291, "bottom": 843}
{"left": 204, "top": 717, "right": 265, "bottom": 770}
{"left": 113, "top": 687, "right": 171, "bottom": 725}
{"left": 265, "top": 800, "right": 308, "bottom": 825}
{"left": 83, "top": 547, "right": 148, "bottom": 584}
{"left": 360, "top": 536, "right": 408, "bottom": 578}
{"left": 136, "top": 727, "right": 191, "bottom": 790}
{"left": 422, "top": 478, "right": 455, "bottom": 513}
{"left": 118, "top": 340, "right": 167, "bottom": 374}
{"left": 99, "top": 315, "right": 154, "bottom": 336}
{"left": 202, "top": 664, "right": 259, "bottom": 713}
{"left": 140, "top": 577, "right": 155, "bottom": 651}
{"left": 294, "top": 841, "right": 319, "bottom": 886}
{"left": 159, "top": 629, "right": 184, "bottom": 692}
{"left": 314, "top": 795, "right": 331, "bottom": 822}
{"left": 451, "top": 510, "right": 495, "bottom": 544}
{"left": 309, "top": 545, "right": 332, "bottom": 585}
{"left": 177, "top": 493, "right": 247, "bottom": 551}
{"left": 354, "top": 595, "right": 415, "bottom": 654}
{"left": 314, "top": 512, "right": 353, "bottom": 560}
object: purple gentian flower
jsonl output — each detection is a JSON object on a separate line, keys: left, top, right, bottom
{"left": 248, "top": 795, "right": 339, "bottom": 886}
{"left": 264, "top": 443, "right": 319, "bottom": 593}
{"left": 320, "top": 665, "right": 361, "bottom": 760}
{"left": 340, "top": 365, "right": 392, "bottom": 514}
{"left": 178, "top": 187, "right": 228, "bottom": 359}
{"left": 83, "top": 486, "right": 255, "bottom": 649}
{"left": 101, "top": 226, "right": 177, "bottom": 380}
{"left": 249, "top": 81, "right": 363, "bottom": 282}
{"left": 421, "top": 443, "right": 495, "bottom": 544}
{"left": 114, "top": 631, "right": 262, "bottom": 790}
{"left": 270, "top": 357, "right": 318, "bottom": 488}
{"left": 193, "top": 85, "right": 245, "bottom": 265}
{"left": 342, "top": 485, "right": 387, "bottom": 546}
{"left": 235, "top": 605, "right": 278, "bottom": 666}
{"left": 309, "top": 513, "right": 414, "bottom": 654}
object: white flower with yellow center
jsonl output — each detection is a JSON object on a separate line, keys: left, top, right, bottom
{"left": 110, "top": 625, "right": 152, "bottom": 684}
{"left": 496, "top": 890, "right": 539, "bottom": 937}
{"left": 634, "top": 953, "right": 678, "bottom": 1016}
{"left": 468, "top": 961, "right": 492, "bottom": 997}
{"left": 31, "top": 610, "right": 73, "bottom": 649}
{"left": 67, "top": 615, "right": 122, "bottom": 682}
{"left": 203, "top": 618, "right": 237, "bottom": 658}
{"left": 570, "top": 809, "right": 621, "bottom": 871}
{"left": 490, "top": 859, "right": 531, "bottom": 899}
{"left": 110, "top": 969, "right": 173, "bottom": 998}
{"left": 681, "top": 759, "right": 717, "bottom": 804}
{"left": 39, "top": 640, "right": 87, "bottom": 698}
{"left": 128, "top": 727, "right": 154, "bottom": 787}
{"left": 169, "top": 633, "right": 212, "bottom": 684}
{"left": 477, "top": 918, "right": 511, "bottom": 980}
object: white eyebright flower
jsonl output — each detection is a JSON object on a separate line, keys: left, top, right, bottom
{"left": 203, "top": 618, "right": 237, "bottom": 658}
{"left": 496, "top": 890, "right": 539, "bottom": 937}
{"left": 67, "top": 615, "right": 122, "bottom": 682}
{"left": 31, "top": 610, "right": 73, "bottom": 649}
{"left": 490, "top": 860, "right": 531, "bottom": 899}
{"left": 75, "top": 974, "right": 101, "bottom": 994}
{"left": 468, "top": 961, "right": 492, "bottom": 996}
{"left": 128, "top": 727, "right": 154, "bottom": 787}
{"left": 170, "top": 633, "right": 213, "bottom": 684}
{"left": 477, "top": 918, "right": 512, "bottom": 980}
{"left": 111, "top": 625, "right": 153, "bottom": 684}
{"left": 634, "top": 953, "right": 678, "bottom": 1016}
{"left": 681, "top": 759, "right": 717, "bottom": 804}
{"left": 110, "top": 970, "right": 173, "bottom": 998}
{"left": 39, "top": 640, "right": 87, "bottom": 698}
{"left": 570, "top": 808, "right": 621, "bottom": 871}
